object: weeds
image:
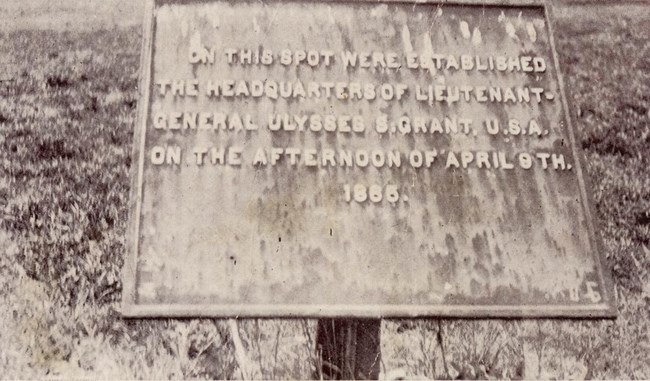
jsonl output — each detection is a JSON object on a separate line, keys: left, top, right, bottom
{"left": 0, "top": 3, "right": 649, "bottom": 380}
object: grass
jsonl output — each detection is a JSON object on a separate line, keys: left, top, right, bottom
{"left": 0, "top": 0, "right": 141, "bottom": 32}
{"left": 1, "top": 2, "right": 649, "bottom": 379}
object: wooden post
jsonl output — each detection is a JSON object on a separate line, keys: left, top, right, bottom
{"left": 315, "top": 319, "right": 381, "bottom": 380}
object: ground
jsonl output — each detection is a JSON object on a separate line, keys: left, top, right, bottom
{"left": 0, "top": 1, "right": 649, "bottom": 379}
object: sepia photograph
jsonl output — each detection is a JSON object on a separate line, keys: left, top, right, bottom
{"left": 1, "top": 0, "right": 648, "bottom": 379}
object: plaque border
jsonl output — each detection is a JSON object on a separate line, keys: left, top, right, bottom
{"left": 122, "top": 0, "right": 617, "bottom": 318}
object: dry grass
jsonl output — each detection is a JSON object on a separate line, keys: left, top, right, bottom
{"left": 1, "top": 2, "right": 649, "bottom": 379}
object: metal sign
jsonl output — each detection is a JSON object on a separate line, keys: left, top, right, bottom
{"left": 122, "top": 0, "right": 616, "bottom": 317}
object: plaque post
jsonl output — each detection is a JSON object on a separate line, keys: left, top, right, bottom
{"left": 315, "top": 319, "right": 381, "bottom": 380}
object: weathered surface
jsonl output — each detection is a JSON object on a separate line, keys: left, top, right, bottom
{"left": 122, "top": 0, "right": 615, "bottom": 317}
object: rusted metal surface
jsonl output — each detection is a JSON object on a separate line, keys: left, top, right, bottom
{"left": 122, "top": 0, "right": 615, "bottom": 317}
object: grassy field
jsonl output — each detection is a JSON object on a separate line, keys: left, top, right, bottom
{"left": 1, "top": 1, "right": 649, "bottom": 379}
{"left": 0, "top": 0, "right": 141, "bottom": 32}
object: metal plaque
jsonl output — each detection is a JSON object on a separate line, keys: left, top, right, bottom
{"left": 122, "top": 0, "right": 616, "bottom": 317}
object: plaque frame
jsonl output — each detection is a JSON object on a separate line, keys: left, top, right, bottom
{"left": 121, "top": 0, "right": 616, "bottom": 318}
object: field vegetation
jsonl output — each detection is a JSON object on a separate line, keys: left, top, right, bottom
{"left": 1, "top": 2, "right": 649, "bottom": 379}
